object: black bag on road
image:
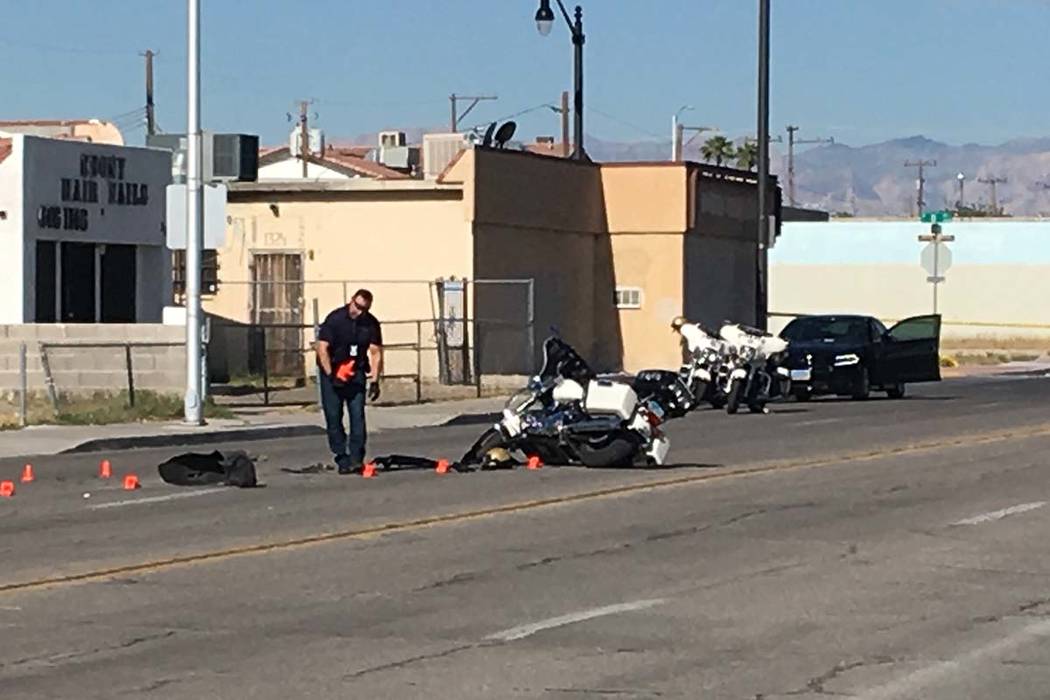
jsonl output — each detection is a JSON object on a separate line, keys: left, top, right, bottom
{"left": 157, "top": 450, "right": 258, "bottom": 488}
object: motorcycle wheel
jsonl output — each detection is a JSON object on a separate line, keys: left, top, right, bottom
{"left": 709, "top": 394, "right": 727, "bottom": 410}
{"left": 573, "top": 433, "right": 640, "bottom": 468}
{"left": 726, "top": 379, "right": 744, "bottom": 415}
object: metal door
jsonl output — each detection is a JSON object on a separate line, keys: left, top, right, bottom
{"left": 250, "top": 253, "right": 304, "bottom": 377}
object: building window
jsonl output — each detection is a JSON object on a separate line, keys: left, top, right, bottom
{"left": 173, "top": 249, "right": 220, "bottom": 296}
{"left": 615, "top": 286, "right": 643, "bottom": 309}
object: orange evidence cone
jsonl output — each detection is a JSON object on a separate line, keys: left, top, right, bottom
{"left": 122, "top": 474, "right": 141, "bottom": 491}
{"left": 99, "top": 459, "right": 113, "bottom": 479}
{"left": 435, "top": 459, "right": 450, "bottom": 475}
{"left": 20, "top": 464, "right": 35, "bottom": 483}
{"left": 526, "top": 455, "right": 543, "bottom": 470}
{"left": 0, "top": 481, "right": 14, "bottom": 498}
{"left": 361, "top": 463, "right": 377, "bottom": 478}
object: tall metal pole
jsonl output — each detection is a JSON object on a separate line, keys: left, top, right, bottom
{"left": 184, "top": 0, "right": 204, "bottom": 425}
{"left": 144, "top": 49, "right": 156, "bottom": 136}
{"left": 299, "top": 100, "right": 309, "bottom": 178}
{"left": 786, "top": 125, "right": 798, "bottom": 206}
{"left": 560, "top": 90, "right": 570, "bottom": 157}
{"left": 671, "top": 113, "right": 679, "bottom": 162}
{"left": 449, "top": 93, "right": 457, "bottom": 132}
{"left": 756, "top": 0, "right": 770, "bottom": 330}
{"left": 571, "top": 5, "right": 586, "bottom": 161}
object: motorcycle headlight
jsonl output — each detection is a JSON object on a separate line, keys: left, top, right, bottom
{"left": 834, "top": 353, "right": 860, "bottom": 367}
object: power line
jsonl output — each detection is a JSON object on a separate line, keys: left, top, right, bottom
{"left": 462, "top": 103, "right": 553, "bottom": 133}
{"left": 586, "top": 106, "right": 666, "bottom": 140}
{"left": 0, "top": 36, "right": 134, "bottom": 56}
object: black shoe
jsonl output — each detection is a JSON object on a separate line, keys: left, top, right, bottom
{"left": 337, "top": 465, "right": 353, "bottom": 475}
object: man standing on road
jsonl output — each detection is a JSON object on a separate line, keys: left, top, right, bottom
{"left": 316, "top": 289, "right": 384, "bottom": 474}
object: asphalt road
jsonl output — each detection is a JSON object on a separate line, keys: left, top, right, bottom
{"left": 1, "top": 374, "right": 1050, "bottom": 699}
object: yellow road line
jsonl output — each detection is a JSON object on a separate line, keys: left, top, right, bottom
{"left": 3, "top": 421, "right": 1050, "bottom": 595}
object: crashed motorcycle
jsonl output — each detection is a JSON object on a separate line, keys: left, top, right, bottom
{"left": 717, "top": 322, "right": 791, "bottom": 415}
{"left": 461, "top": 336, "right": 695, "bottom": 468}
{"left": 672, "top": 316, "right": 730, "bottom": 409}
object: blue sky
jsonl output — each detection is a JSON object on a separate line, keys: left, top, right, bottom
{"left": 2, "top": 0, "right": 1048, "bottom": 148}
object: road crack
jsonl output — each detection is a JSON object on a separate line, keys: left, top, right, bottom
{"left": 0, "top": 630, "right": 177, "bottom": 671}
{"left": 343, "top": 642, "right": 488, "bottom": 679}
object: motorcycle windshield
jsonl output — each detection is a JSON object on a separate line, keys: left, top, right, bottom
{"left": 536, "top": 336, "right": 595, "bottom": 384}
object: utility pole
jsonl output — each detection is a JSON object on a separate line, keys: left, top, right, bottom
{"left": 184, "top": 0, "right": 204, "bottom": 425}
{"left": 904, "top": 159, "right": 937, "bottom": 217}
{"left": 756, "top": 0, "right": 771, "bottom": 330}
{"left": 979, "top": 175, "right": 1007, "bottom": 215}
{"left": 785, "top": 125, "right": 832, "bottom": 207}
{"left": 956, "top": 172, "right": 965, "bottom": 209}
{"left": 142, "top": 49, "right": 157, "bottom": 136}
{"left": 560, "top": 90, "right": 570, "bottom": 157}
{"left": 298, "top": 100, "right": 310, "bottom": 178}
{"left": 449, "top": 94, "right": 497, "bottom": 132}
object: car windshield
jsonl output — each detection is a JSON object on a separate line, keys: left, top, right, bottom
{"left": 781, "top": 317, "right": 869, "bottom": 343}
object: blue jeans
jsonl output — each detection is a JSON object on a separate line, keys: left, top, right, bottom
{"left": 319, "top": 372, "right": 367, "bottom": 468}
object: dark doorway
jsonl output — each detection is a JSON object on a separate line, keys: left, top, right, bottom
{"left": 101, "top": 244, "right": 137, "bottom": 322}
{"left": 61, "top": 242, "right": 95, "bottom": 322}
{"left": 35, "top": 241, "right": 57, "bottom": 322}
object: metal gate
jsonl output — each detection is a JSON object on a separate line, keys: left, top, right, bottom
{"left": 250, "top": 253, "right": 304, "bottom": 376}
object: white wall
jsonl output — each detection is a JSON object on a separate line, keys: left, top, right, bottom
{"left": 0, "top": 135, "right": 25, "bottom": 324}
{"left": 257, "top": 158, "right": 357, "bottom": 181}
{"left": 19, "top": 136, "right": 171, "bottom": 322}
{"left": 770, "top": 220, "right": 1050, "bottom": 338}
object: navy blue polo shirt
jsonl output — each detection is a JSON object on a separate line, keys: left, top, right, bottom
{"left": 318, "top": 306, "right": 383, "bottom": 375}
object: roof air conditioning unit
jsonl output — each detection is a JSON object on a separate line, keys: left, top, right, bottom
{"left": 422, "top": 132, "right": 470, "bottom": 180}
{"left": 379, "top": 130, "right": 406, "bottom": 148}
{"left": 290, "top": 128, "right": 324, "bottom": 158}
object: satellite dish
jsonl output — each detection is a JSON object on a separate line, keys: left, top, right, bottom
{"left": 481, "top": 122, "right": 497, "bottom": 148}
{"left": 494, "top": 121, "right": 517, "bottom": 149}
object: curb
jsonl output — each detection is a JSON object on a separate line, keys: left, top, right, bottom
{"left": 62, "top": 425, "right": 326, "bottom": 454}
{"left": 441, "top": 412, "right": 500, "bottom": 427}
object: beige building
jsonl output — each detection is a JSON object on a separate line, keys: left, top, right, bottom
{"left": 211, "top": 148, "right": 773, "bottom": 380}
{"left": 0, "top": 119, "right": 124, "bottom": 145}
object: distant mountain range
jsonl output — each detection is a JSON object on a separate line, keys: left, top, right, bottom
{"left": 590, "top": 134, "right": 1050, "bottom": 217}
{"left": 344, "top": 128, "right": 1050, "bottom": 216}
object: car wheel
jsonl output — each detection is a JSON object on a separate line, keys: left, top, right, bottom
{"left": 851, "top": 366, "right": 871, "bottom": 400}
{"left": 887, "top": 383, "right": 906, "bottom": 399}
{"left": 793, "top": 389, "right": 812, "bottom": 402}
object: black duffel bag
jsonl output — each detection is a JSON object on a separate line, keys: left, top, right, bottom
{"left": 158, "top": 450, "right": 258, "bottom": 488}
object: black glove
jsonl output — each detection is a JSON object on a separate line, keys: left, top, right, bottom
{"left": 367, "top": 381, "right": 381, "bottom": 402}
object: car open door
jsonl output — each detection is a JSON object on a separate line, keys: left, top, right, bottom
{"left": 882, "top": 314, "right": 941, "bottom": 383}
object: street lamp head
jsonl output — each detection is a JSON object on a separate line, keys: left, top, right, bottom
{"left": 957, "top": 172, "right": 965, "bottom": 180}
{"left": 535, "top": 0, "right": 555, "bottom": 35}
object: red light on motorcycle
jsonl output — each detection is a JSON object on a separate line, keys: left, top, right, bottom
{"left": 646, "top": 411, "right": 663, "bottom": 427}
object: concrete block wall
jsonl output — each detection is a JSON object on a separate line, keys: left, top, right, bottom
{"left": 0, "top": 324, "right": 186, "bottom": 396}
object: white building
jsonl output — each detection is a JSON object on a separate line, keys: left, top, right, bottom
{"left": 0, "top": 133, "right": 172, "bottom": 323}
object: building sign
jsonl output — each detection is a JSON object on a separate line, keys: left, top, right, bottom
{"left": 36, "top": 153, "right": 151, "bottom": 232}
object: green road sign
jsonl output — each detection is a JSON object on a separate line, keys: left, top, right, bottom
{"left": 921, "top": 210, "right": 954, "bottom": 223}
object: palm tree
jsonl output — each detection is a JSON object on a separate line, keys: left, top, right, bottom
{"left": 700, "top": 136, "right": 735, "bottom": 167}
{"left": 735, "top": 140, "right": 759, "bottom": 171}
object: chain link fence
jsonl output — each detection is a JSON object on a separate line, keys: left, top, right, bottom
{"left": 207, "top": 316, "right": 534, "bottom": 407}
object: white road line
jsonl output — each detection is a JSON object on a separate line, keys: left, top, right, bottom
{"left": 951, "top": 501, "right": 1047, "bottom": 526}
{"left": 794, "top": 418, "right": 844, "bottom": 427}
{"left": 854, "top": 617, "right": 1050, "bottom": 699}
{"left": 89, "top": 487, "right": 229, "bottom": 510}
{"left": 485, "top": 598, "right": 666, "bottom": 642}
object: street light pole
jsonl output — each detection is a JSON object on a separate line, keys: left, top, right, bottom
{"left": 756, "top": 0, "right": 771, "bottom": 330}
{"left": 184, "top": 0, "right": 204, "bottom": 425}
{"left": 672, "top": 105, "right": 692, "bottom": 162}
{"left": 535, "top": 0, "right": 589, "bottom": 161}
